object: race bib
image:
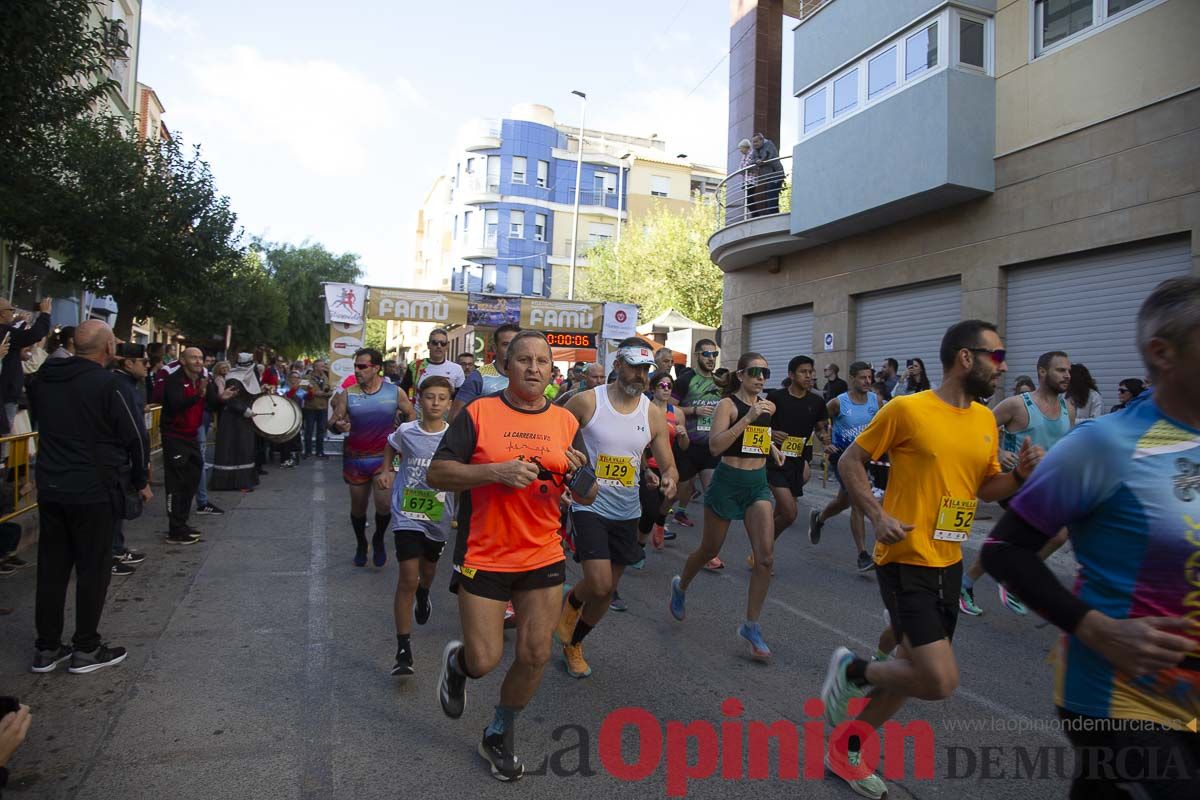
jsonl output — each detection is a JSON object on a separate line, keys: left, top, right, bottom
{"left": 401, "top": 488, "right": 445, "bottom": 522}
{"left": 596, "top": 454, "right": 636, "bottom": 488}
{"left": 695, "top": 401, "right": 718, "bottom": 432}
{"left": 933, "top": 496, "right": 977, "bottom": 542}
{"left": 742, "top": 425, "right": 771, "bottom": 455}
{"left": 781, "top": 436, "right": 807, "bottom": 458}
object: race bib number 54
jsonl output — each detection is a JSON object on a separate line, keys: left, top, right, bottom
{"left": 742, "top": 426, "right": 771, "bottom": 455}
{"left": 933, "top": 496, "right": 977, "bottom": 542}
{"left": 596, "top": 454, "right": 636, "bottom": 488}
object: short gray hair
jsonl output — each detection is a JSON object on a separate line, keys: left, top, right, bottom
{"left": 737, "top": 138, "right": 751, "bottom": 149}
{"left": 1138, "top": 276, "right": 1200, "bottom": 375}
{"left": 501, "top": 330, "right": 550, "bottom": 368}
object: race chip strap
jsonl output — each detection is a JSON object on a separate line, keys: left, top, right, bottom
{"left": 401, "top": 488, "right": 446, "bottom": 522}
{"left": 933, "top": 496, "right": 977, "bottom": 542}
{"left": 596, "top": 454, "right": 636, "bottom": 487}
{"left": 742, "top": 425, "right": 771, "bottom": 455}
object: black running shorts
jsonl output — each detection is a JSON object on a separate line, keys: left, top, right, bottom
{"left": 875, "top": 561, "right": 962, "bottom": 648}
{"left": 571, "top": 511, "right": 642, "bottom": 566}
{"left": 450, "top": 560, "right": 565, "bottom": 601}
{"left": 394, "top": 530, "right": 445, "bottom": 562}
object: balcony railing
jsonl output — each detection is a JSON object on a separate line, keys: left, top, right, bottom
{"left": 714, "top": 154, "right": 792, "bottom": 227}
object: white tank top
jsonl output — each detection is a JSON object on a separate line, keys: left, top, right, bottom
{"left": 572, "top": 386, "right": 651, "bottom": 520}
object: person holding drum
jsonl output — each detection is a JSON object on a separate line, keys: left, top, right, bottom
{"left": 376, "top": 375, "right": 456, "bottom": 676}
{"left": 211, "top": 354, "right": 261, "bottom": 493}
{"left": 328, "top": 347, "right": 416, "bottom": 568}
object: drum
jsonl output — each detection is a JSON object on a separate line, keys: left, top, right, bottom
{"left": 250, "top": 394, "right": 302, "bottom": 444}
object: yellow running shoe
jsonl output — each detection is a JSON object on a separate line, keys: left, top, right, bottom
{"left": 553, "top": 596, "right": 581, "bottom": 645}
{"left": 563, "top": 642, "right": 592, "bottom": 678}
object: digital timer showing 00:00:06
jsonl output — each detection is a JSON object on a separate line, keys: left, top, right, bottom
{"left": 544, "top": 332, "right": 597, "bottom": 347}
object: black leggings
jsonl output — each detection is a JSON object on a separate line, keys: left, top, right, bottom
{"left": 1059, "top": 708, "right": 1200, "bottom": 799}
{"left": 638, "top": 468, "right": 666, "bottom": 535}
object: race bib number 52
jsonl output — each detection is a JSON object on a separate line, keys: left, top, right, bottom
{"left": 596, "top": 454, "right": 636, "bottom": 488}
{"left": 933, "top": 496, "right": 977, "bottom": 542}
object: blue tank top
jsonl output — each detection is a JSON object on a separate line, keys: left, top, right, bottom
{"left": 345, "top": 380, "right": 399, "bottom": 457}
{"left": 832, "top": 391, "right": 880, "bottom": 449}
{"left": 1002, "top": 392, "right": 1071, "bottom": 454}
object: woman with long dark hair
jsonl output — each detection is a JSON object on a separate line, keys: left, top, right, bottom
{"left": 1067, "top": 363, "right": 1104, "bottom": 422}
{"left": 892, "top": 357, "right": 931, "bottom": 396}
{"left": 1111, "top": 378, "right": 1145, "bottom": 412}
{"left": 669, "top": 352, "right": 784, "bottom": 661}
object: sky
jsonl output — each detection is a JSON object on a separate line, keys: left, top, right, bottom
{"left": 138, "top": 0, "right": 796, "bottom": 286}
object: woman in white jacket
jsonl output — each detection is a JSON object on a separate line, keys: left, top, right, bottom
{"left": 1067, "top": 363, "right": 1104, "bottom": 423}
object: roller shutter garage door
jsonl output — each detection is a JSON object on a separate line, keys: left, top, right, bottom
{"left": 856, "top": 279, "right": 961, "bottom": 387}
{"left": 747, "top": 305, "right": 814, "bottom": 379}
{"left": 1004, "top": 238, "right": 1191, "bottom": 401}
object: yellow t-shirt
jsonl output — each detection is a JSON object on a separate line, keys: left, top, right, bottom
{"left": 855, "top": 391, "right": 1001, "bottom": 568}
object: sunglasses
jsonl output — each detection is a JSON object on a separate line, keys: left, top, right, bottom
{"left": 698, "top": 350, "right": 720, "bottom": 358}
{"left": 741, "top": 366, "right": 771, "bottom": 380}
{"left": 1117, "top": 387, "right": 1131, "bottom": 394}
{"left": 655, "top": 381, "right": 673, "bottom": 390}
{"left": 428, "top": 340, "right": 448, "bottom": 347}
{"left": 968, "top": 348, "right": 1007, "bottom": 365}
{"left": 353, "top": 363, "right": 375, "bottom": 371}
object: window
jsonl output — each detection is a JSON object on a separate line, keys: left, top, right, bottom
{"left": 958, "top": 17, "right": 985, "bottom": 68}
{"left": 833, "top": 69, "right": 858, "bottom": 117}
{"left": 650, "top": 175, "right": 670, "bottom": 197}
{"left": 484, "top": 210, "right": 498, "bottom": 247}
{"left": 537, "top": 160, "right": 548, "bottom": 188}
{"left": 466, "top": 157, "right": 475, "bottom": 174}
{"left": 1035, "top": 0, "right": 1155, "bottom": 55}
{"left": 486, "top": 156, "right": 500, "bottom": 192}
{"left": 587, "top": 222, "right": 614, "bottom": 245}
{"left": 482, "top": 264, "right": 496, "bottom": 291}
{"left": 511, "top": 156, "right": 526, "bottom": 185}
{"left": 509, "top": 210, "right": 524, "bottom": 238}
{"left": 453, "top": 215, "right": 458, "bottom": 241}
{"left": 507, "top": 265, "right": 522, "bottom": 294}
{"left": 593, "top": 171, "right": 616, "bottom": 200}
{"left": 803, "top": 87, "right": 827, "bottom": 133}
{"left": 868, "top": 46, "right": 897, "bottom": 98}
{"left": 463, "top": 210, "right": 472, "bottom": 236}
{"left": 534, "top": 213, "right": 547, "bottom": 242}
{"left": 905, "top": 22, "right": 937, "bottom": 79}
{"left": 1108, "top": 0, "right": 1147, "bottom": 14}
{"left": 531, "top": 267, "right": 544, "bottom": 296}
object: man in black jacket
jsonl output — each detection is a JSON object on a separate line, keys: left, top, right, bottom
{"left": 110, "top": 344, "right": 151, "bottom": 576}
{"left": 750, "top": 133, "right": 784, "bottom": 216}
{"left": 27, "top": 321, "right": 152, "bottom": 675}
{"left": 0, "top": 297, "right": 51, "bottom": 425}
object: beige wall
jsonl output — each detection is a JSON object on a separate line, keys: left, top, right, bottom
{"left": 995, "top": 0, "right": 1200, "bottom": 155}
{"left": 721, "top": 89, "right": 1200, "bottom": 367}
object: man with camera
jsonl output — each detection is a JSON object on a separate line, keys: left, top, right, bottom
{"left": 27, "top": 321, "right": 153, "bottom": 674}
{"left": 110, "top": 343, "right": 151, "bottom": 576}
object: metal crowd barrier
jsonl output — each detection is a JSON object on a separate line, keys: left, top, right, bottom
{"left": 0, "top": 404, "right": 163, "bottom": 524}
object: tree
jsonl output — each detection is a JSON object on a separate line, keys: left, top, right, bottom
{"left": 162, "top": 252, "right": 286, "bottom": 353}
{"left": 580, "top": 195, "right": 723, "bottom": 328}
{"left": 260, "top": 241, "right": 363, "bottom": 355}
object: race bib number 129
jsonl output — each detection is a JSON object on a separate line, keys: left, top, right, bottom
{"left": 596, "top": 454, "right": 636, "bottom": 488}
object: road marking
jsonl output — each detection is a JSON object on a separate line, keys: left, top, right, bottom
{"left": 301, "top": 464, "right": 333, "bottom": 798}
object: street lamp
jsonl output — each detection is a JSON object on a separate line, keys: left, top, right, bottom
{"left": 616, "top": 151, "right": 632, "bottom": 245}
{"left": 568, "top": 89, "right": 586, "bottom": 301}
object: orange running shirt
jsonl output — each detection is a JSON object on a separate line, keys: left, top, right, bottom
{"left": 435, "top": 393, "right": 584, "bottom": 572}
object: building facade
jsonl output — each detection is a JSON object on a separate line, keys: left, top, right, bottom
{"left": 713, "top": 0, "right": 1199, "bottom": 400}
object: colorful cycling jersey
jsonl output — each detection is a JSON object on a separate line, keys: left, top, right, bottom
{"left": 673, "top": 368, "right": 722, "bottom": 442}
{"left": 455, "top": 361, "right": 509, "bottom": 406}
{"left": 832, "top": 391, "right": 880, "bottom": 450}
{"left": 342, "top": 381, "right": 399, "bottom": 484}
{"left": 1009, "top": 394, "right": 1200, "bottom": 730}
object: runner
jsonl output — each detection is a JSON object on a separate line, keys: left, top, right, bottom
{"left": 960, "top": 349, "right": 1075, "bottom": 616}
{"left": 451, "top": 323, "right": 520, "bottom": 419}
{"left": 378, "top": 377, "right": 455, "bottom": 676}
{"left": 819, "top": 320, "right": 1043, "bottom": 799}
{"left": 750, "top": 355, "right": 829, "bottom": 572}
{"left": 429, "top": 331, "right": 597, "bottom": 781}
{"left": 981, "top": 277, "right": 1200, "bottom": 800}
{"left": 554, "top": 341, "right": 678, "bottom": 676}
{"left": 668, "top": 353, "right": 784, "bottom": 660}
{"left": 328, "top": 347, "right": 415, "bottom": 568}
{"left": 808, "top": 362, "right": 882, "bottom": 572}
{"left": 637, "top": 370, "right": 689, "bottom": 553}
{"left": 400, "top": 328, "right": 465, "bottom": 400}
{"left": 671, "top": 339, "right": 724, "bottom": 569}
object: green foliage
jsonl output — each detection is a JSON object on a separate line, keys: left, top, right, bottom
{"left": 363, "top": 319, "right": 388, "bottom": 354}
{"left": 259, "top": 241, "right": 363, "bottom": 355}
{"left": 580, "top": 195, "right": 723, "bottom": 328}
{"left": 161, "top": 252, "right": 286, "bottom": 354}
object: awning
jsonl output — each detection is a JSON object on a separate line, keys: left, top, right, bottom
{"left": 552, "top": 347, "right": 598, "bottom": 363}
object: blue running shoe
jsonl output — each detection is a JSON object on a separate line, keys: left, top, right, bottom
{"left": 737, "top": 622, "right": 771, "bottom": 661}
{"left": 669, "top": 575, "right": 686, "bottom": 621}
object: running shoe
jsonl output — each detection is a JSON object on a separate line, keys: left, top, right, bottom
{"left": 820, "top": 646, "right": 865, "bottom": 727}
{"left": 702, "top": 556, "right": 724, "bottom": 572}
{"left": 437, "top": 640, "right": 466, "bottom": 718}
{"left": 629, "top": 556, "right": 646, "bottom": 570}
{"left": 111, "top": 558, "right": 135, "bottom": 577}
{"left": 737, "top": 622, "right": 771, "bottom": 661}
{"left": 872, "top": 649, "right": 892, "bottom": 663}
{"left": 0, "top": 562, "right": 13, "bottom": 576}
{"left": 856, "top": 551, "right": 875, "bottom": 573}
{"left": 824, "top": 751, "right": 888, "bottom": 799}
{"left": 165, "top": 532, "right": 201, "bottom": 546}
{"left": 68, "top": 644, "right": 127, "bottom": 674}
{"left": 609, "top": 592, "right": 627, "bottom": 613}
{"left": 3, "top": 555, "right": 30, "bottom": 569}
{"left": 353, "top": 546, "right": 367, "bottom": 567}
{"left": 414, "top": 588, "right": 432, "bottom": 625}
{"left": 195, "top": 503, "right": 225, "bottom": 515}
{"left": 808, "top": 508, "right": 824, "bottom": 545}
{"left": 372, "top": 541, "right": 387, "bottom": 568}
{"left": 672, "top": 509, "right": 695, "bottom": 528}
{"left": 669, "top": 575, "right": 686, "bottom": 621}
{"left": 959, "top": 586, "right": 983, "bottom": 616}
{"left": 392, "top": 643, "right": 414, "bottom": 676}
{"left": 662, "top": 527, "right": 677, "bottom": 541}
{"left": 998, "top": 585, "right": 1028, "bottom": 616}
{"left": 117, "top": 548, "right": 146, "bottom": 565}
{"left": 553, "top": 596, "right": 582, "bottom": 644}
{"left": 478, "top": 728, "right": 523, "bottom": 782}
{"left": 503, "top": 601, "right": 517, "bottom": 629}
{"left": 563, "top": 643, "right": 592, "bottom": 678}
{"left": 30, "top": 645, "right": 73, "bottom": 673}
{"left": 651, "top": 524, "right": 665, "bottom": 551}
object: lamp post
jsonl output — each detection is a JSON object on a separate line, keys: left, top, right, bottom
{"left": 567, "top": 89, "right": 586, "bottom": 301}
{"left": 616, "top": 152, "right": 631, "bottom": 246}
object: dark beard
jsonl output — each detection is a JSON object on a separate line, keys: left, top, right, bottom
{"left": 964, "top": 359, "right": 996, "bottom": 399}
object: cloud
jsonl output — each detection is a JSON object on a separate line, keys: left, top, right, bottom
{"left": 393, "top": 76, "right": 428, "bottom": 110}
{"left": 188, "top": 46, "right": 400, "bottom": 177}
{"left": 141, "top": 3, "right": 197, "bottom": 34}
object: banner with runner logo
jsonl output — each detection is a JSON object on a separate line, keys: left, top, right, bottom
{"left": 324, "top": 283, "right": 367, "bottom": 325}
{"left": 367, "top": 287, "right": 468, "bottom": 326}
{"left": 520, "top": 298, "right": 603, "bottom": 333}
{"left": 602, "top": 302, "right": 638, "bottom": 340}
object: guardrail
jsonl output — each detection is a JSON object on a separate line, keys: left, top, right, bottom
{"left": 713, "top": 154, "right": 792, "bottom": 227}
{"left": 0, "top": 404, "right": 163, "bottom": 524}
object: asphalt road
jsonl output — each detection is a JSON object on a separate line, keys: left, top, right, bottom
{"left": 0, "top": 457, "right": 1081, "bottom": 799}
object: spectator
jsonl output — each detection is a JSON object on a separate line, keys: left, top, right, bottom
{"left": 878, "top": 358, "right": 900, "bottom": 395}
{"left": 211, "top": 354, "right": 260, "bottom": 492}
{"left": 27, "top": 321, "right": 152, "bottom": 675}
{"left": 203, "top": 354, "right": 216, "bottom": 371}
{"left": 892, "top": 357, "right": 932, "bottom": 396}
{"left": 279, "top": 371, "right": 306, "bottom": 467}
{"left": 195, "top": 355, "right": 223, "bottom": 518}
{"left": 163, "top": 343, "right": 178, "bottom": 362}
{"left": 737, "top": 138, "right": 757, "bottom": 219}
{"left": 556, "top": 362, "right": 606, "bottom": 406}
{"left": 384, "top": 360, "right": 402, "bottom": 384}
{"left": 456, "top": 352, "right": 475, "bottom": 377}
{"left": 1012, "top": 375, "right": 1036, "bottom": 396}
{"left": 1111, "top": 378, "right": 1145, "bottom": 412}
{"left": 1067, "top": 363, "right": 1104, "bottom": 422}
{"left": 654, "top": 347, "right": 675, "bottom": 378}
{"left": 0, "top": 297, "right": 52, "bottom": 426}
{"left": 48, "top": 326, "right": 75, "bottom": 360}
{"left": 302, "top": 359, "right": 332, "bottom": 459}
{"left": 0, "top": 702, "right": 33, "bottom": 793}
{"left": 750, "top": 132, "right": 784, "bottom": 216}
{"left": 146, "top": 342, "right": 164, "bottom": 400}
{"left": 822, "top": 363, "right": 848, "bottom": 401}
{"left": 109, "top": 343, "right": 150, "bottom": 576}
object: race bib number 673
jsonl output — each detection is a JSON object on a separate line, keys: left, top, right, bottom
{"left": 401, "top": 488, "right": 445, "bottom": 522}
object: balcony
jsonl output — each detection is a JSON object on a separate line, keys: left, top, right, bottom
{"left": 460, "top": 119, "right": 501, "bottom": 151}
{"left": 709, "top": 155, "right": 814, "bottom": 272}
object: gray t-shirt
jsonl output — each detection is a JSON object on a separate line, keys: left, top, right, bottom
{"left": 388, "top": 420, "right": 455, "bottom": 541}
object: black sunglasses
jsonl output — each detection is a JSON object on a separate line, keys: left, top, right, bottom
{"left": 968, "top": 348, "right": 1007, "bottom": 365}
{"left": 741, "top": 366, "right": 771, "bottom": 380}
{"left": 1117, "top": 387, "right": 1131, "bottom": 394}
{"left": 353, "top": 363, "right": 375, "bottom": 371}
{"left": 428, "top": 340, "right": 448, "bottom": 346}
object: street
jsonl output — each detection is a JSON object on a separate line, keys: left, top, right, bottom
{"left": 1, "top": 457, "right": 1077, "bottom": 799}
